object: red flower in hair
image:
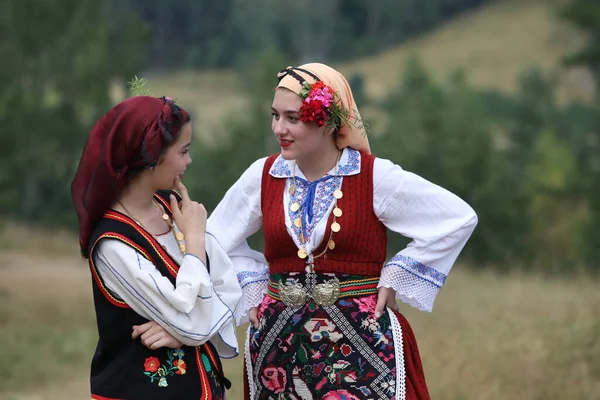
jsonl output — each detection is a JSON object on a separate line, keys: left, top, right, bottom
{"left": 299, "top": 99, "right": 328, "bottom": 126}
{"left": 295, "top": 78, "right": 368, "bottom": 135}
{"left": 298, "top": 81, "right": 334, "bottom": 127}
{"left": 310, "top": 81, "right": 326, "bottom": 92}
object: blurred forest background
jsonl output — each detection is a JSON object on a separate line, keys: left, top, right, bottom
{"left": 1, "top": 0, "right": 599, "bottom": 399}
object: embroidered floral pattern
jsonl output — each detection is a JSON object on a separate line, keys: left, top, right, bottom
{"left": 338, "top": 148, "right": 360, "bottom": 175}
{"left": 270, "top": 156, "right": 293, "bottom": 178}
{"left": 288, "top": 175, "right": 342, "bottom": 243}
{"left": 304, "top": 318, "right": 343, "bottom": 343}
{"left": 144, "top": 357, "right": 160, "bottom": 373}
{"left": 261, "top": 366, "right": 287, "bottom": 393}
{"left": 270, "top": 149, "right": 361, "bottom": 179}
{"left": 249, "top": 276, "right": 397, "bottom": 399}
{"left": 143, "top": 348, "right": 187, "bottom": 387}
{"left": 353, "top": 294, "right": 377, "bottom": 314}
{"left": 322, "top": 389, "right": 361, "bottom": 400}
{"left": 173, "top": 359, "right": 187, "bottom": 375}
{"left": 258, "top": 294, "right": 278, "bottom": 318}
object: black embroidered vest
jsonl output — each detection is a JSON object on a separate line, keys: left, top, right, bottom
{"left": 87, "top": 190, "right": 226, "bottom": 400}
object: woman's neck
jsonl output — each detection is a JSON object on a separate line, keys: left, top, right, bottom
{"left": 114, "top": 175, "right": 159, "bottom": 223}
{"left": 296, "top": 144, "right": 341, "bottom": 182}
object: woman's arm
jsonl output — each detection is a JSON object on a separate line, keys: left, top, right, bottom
{"left": 207, "top": 157, "right": 270, "bottom": 325}
{"left": 373, "top": 157, "right": 478, "bottom": 312}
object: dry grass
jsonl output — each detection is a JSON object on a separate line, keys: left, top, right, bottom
{"left": 339, "top": 0, "right": 588, "bottom": 101}
{"left": 0, "top": 226, "right": 599, "bottom": 399}
{"left": 0, "top": 223, "right": 79, "bottom": 255}
{"left": 407, "top": 269, "right": 600, "bottom": 400}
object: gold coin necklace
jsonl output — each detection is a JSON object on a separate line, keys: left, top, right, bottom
{"left": 117, "top": 198, "right": 186, "bottom": 255}
{"left": 289, "top": 151, "right": 343, "bottom": 266}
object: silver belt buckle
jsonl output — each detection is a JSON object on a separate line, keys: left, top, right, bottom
{"left": 312, "top": 277, "right": 341, "bottom": 306}
{"left": 277, "top": 280, "right": 307, "bottom": 307}
{"left": 278, "top": 277, "right": 341, "bottom": 307}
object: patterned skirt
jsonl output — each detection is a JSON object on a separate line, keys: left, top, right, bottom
{"left": 243, "top": 274, "right": 430, "bottom": 400}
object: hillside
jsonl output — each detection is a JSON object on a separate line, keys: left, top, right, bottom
{"left": 139, "top": 0, "right": 587, "bottom": 134}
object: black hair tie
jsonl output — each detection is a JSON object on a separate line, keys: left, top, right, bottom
{"left": 277, "top": 67, "right": 321, "bottom": 85}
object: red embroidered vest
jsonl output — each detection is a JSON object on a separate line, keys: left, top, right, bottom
{"left": 261, "top": 152, "right": 387, "bottom": 276}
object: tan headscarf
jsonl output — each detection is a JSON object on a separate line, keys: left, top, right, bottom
{"left": 276, "top": 63, "right": 370, "bottom": 154}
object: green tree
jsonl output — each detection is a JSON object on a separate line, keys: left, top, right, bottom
{"left": 374, "top": 57, "right": 502, "bottom": 264}
{"left": 0, "top": 0, "right": 148, "bottom": 226}
{"left": 559, "top": 0, "right": 600, "bottom": 99}
{"left": 115, "top": 0, "right": 497, "bottom": 68}
{"left": 185, "top": 48, "right": 287, "bottom": 249}
{"left": 528, "top": 129, "right": 581, "bottom": 271}
{"left": 373, "top": 58, "right": 584, "bottom": 269}
{"left": 576, "top": 107, "right": 600, "bottom": 271}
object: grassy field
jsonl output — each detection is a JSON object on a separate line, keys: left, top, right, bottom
{"left": 1, "top": 225, "right": 599, "bottom": 399}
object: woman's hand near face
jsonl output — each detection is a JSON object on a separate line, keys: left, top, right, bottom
{"left": 169, "top": 180, "right": 207, "bottom": 263}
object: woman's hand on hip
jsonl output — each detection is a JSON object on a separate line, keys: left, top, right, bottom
{"left": 249, "top": 307, "right": 259, "bottom": 329}
{"left": 375, "top": 287, "right": 399, "bottom": 319}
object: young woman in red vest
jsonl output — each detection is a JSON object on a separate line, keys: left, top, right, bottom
{"left": 207, "top": 63, "right": 478, "bottom": 400}
{"left": 72, "top": 95, "right": 242, "bottom": 399}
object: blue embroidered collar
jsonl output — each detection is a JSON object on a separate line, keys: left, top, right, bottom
{"left": 269, "top": 147, "right": 361, "bottom": 179}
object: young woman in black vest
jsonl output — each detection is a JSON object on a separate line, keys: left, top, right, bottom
{"left": 72, "top": 95, "right": 242, "bottom": 399}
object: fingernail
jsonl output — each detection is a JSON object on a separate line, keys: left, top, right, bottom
{"left": 375, "top": 311, "right": 381, "bottom": 319}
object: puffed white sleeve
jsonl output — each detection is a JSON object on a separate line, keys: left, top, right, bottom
{"left": 203, "top": 233, "right": 243, "bottom": 358}
{"left": 373, "top": 158, "right": 478, "bottom": 312}
{"left": 94, "top": 239, "right": 238, "bottom": 352}
{"left": 206, "top": 157, "right": 270, "bottom": 325}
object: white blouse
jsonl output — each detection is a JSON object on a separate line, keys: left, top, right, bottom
{"left": 93, "top": 228, "right": 242, "bottom": 359}
{"left": 206, "top": 148, "right": 478, "bottom": 324}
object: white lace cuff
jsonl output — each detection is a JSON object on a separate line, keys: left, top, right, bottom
{"left": 378, "top": 255, "right": 447, "bottom": 312}
{"left": 235, "top": 269, "right": 269, "bottom": 325}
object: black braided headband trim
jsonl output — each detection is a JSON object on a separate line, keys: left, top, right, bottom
{"left": 277, "top": 67, "right": 321, "bottom": 85}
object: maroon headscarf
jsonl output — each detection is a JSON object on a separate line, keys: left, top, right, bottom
{"left": 71, "top": 96, "right": 190, "bottom": 257}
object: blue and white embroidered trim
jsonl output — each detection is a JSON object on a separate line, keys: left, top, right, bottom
{"left": 237, "top": 268, "right": 269, "bottom": 289}
{"left": 269, "top": 147, "right": 362, "bottom": 178}
{"left": 385, "top": 255, "right": 447, "bottom": 288}
{"left": 269, "top": 156, "right": 293, "bottom": 178}
{"left": 288, "top": 175, "right": 342, "bottom": 243}
{"left": 338, "top": 147, "right": 360, "bottom": 175}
